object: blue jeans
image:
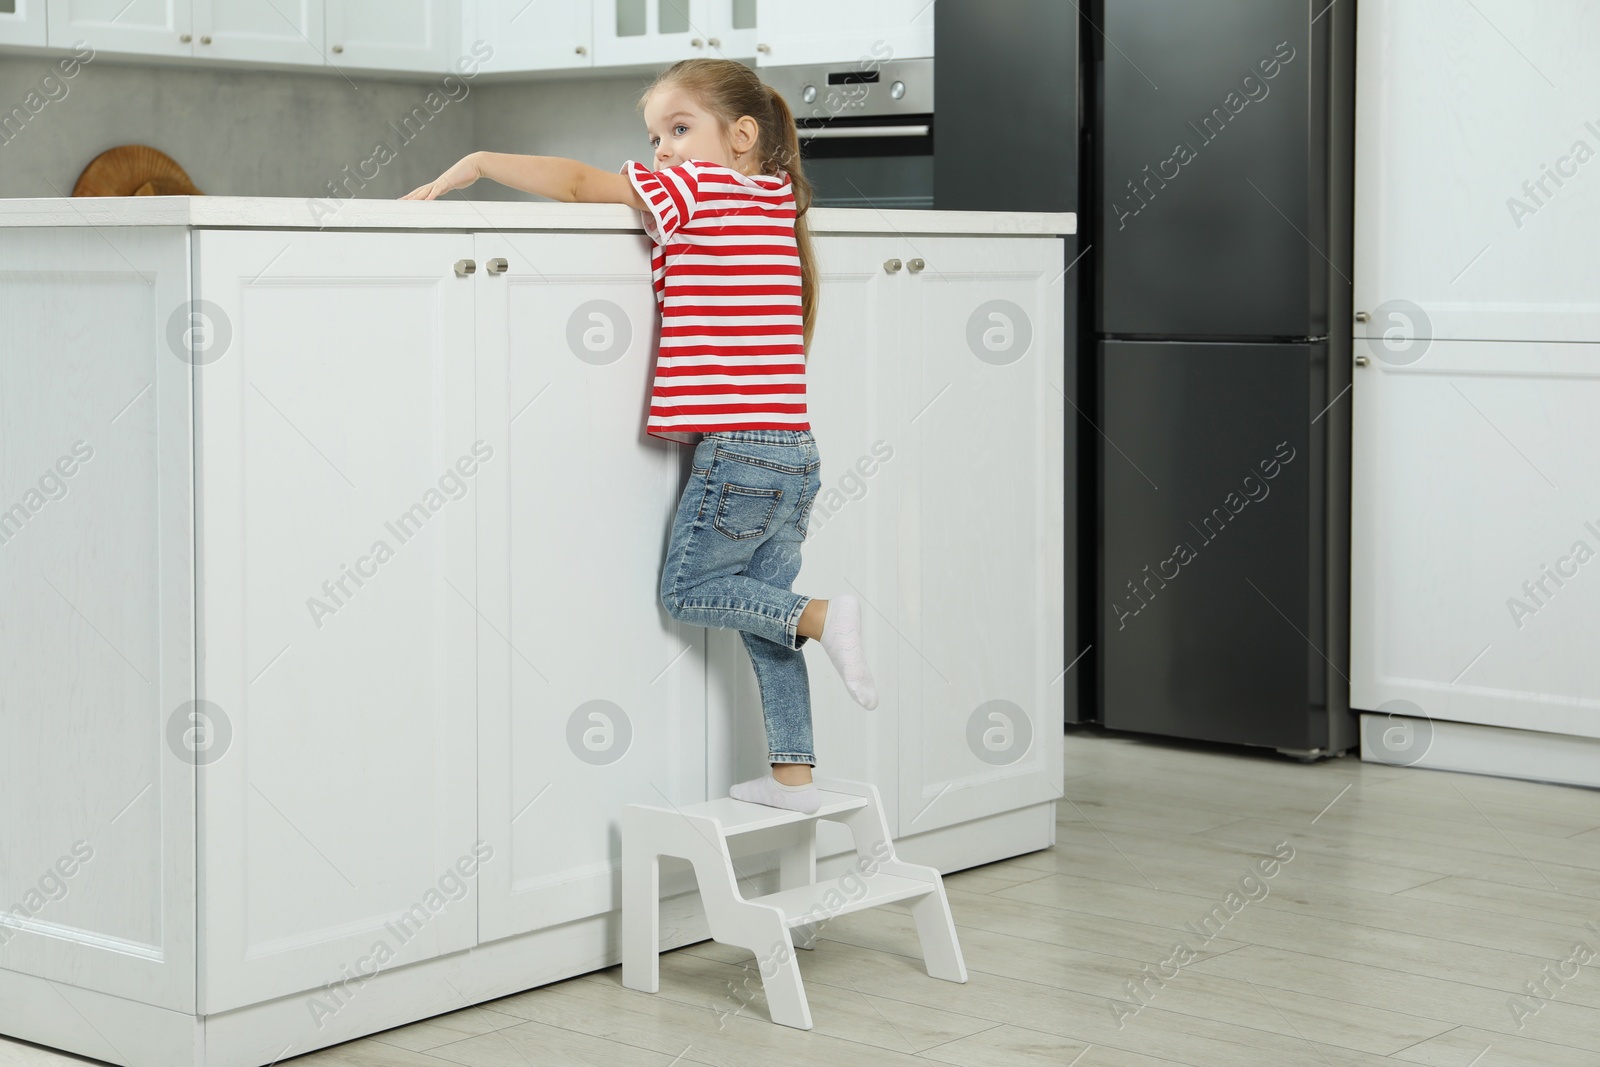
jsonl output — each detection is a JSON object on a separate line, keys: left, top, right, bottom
{"left": 660, "top": 429, "right": 823, "bottom": 766}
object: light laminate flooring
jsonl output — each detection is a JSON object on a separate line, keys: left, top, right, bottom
{"left": 5, "top": 727, "right": 1598, "bottom": 1067}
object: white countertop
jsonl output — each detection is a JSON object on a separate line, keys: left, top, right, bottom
{"left": 0, "top": 195, "right": 1076, "bottom": 236}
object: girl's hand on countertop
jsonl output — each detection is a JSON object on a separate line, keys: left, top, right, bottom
{"left": 400, "top": 153, "right": 482, "bottom": 200}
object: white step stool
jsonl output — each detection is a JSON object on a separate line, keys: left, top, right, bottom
{"left": 621, "top": 775, "right": 966, "bottom": 1030}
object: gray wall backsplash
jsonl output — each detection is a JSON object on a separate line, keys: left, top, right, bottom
{"left": 0, "top": 50, "right": 668, "bottom": 204}
{"left": 470, "top": 71, "right": 663, "bottom": 201}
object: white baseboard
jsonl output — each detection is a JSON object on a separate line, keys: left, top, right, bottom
{"left": 1360, "top": 713, "right": 1600, "bottom": 789}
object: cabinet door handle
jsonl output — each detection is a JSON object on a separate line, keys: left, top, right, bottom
{"left": 331, "top": 43, "right": 343, "bottom": 54}
{"left": 708, "top": 37, "right": 721, "bottom": 48}
{"left": 1354, "top": 355, "right": 1370, "bottom": 366}
{"left": 454, "top": 259, "right": 477, "bottom": 277}
{"left": 691, "top": 37, "right": 704, "bottom": 47}
{"left": 907, "top": 258, "right": 925, "bottom": 273}
{"left": 1354, "top": 311, "right": 1371, "bottom": 323}
{"left": 486, "top": 258, "right": 509, "bottom": 275}
{"left": 199, "top": 34, "right": 211, "bottom": 44}
{"left": 884, "top": 258, "right": 902, "bottom": 273}
{"left": 575, "top": 44, "right": 587, "bottom": 55}
{"left": 757, "top": 43, "right": 770, "bottom": 53}
{"left": 180, "top": 33, "right": 192, "bottom": 42}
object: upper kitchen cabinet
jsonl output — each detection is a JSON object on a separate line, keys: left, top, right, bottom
{"left": 48, "top": 0, "right": 326, "bottom": 62}
{"left": 326, "top": 0, "right": 459, "bottom": 72}
{"left": 193, "top": 0, "right": 325, "bottom": 66}
{"left": 470, "top": 0, "right": 593, "bottom": 72}
{"left": 45, "top": 0, "right": 454, "bottom": 72}
{"left": 46, "top": 0, "right": 195, "bottom": 57}
{"left": 591, "top": 0, "right": 755, "bottom": 67}
{"left": 754, "top": 0, "right": 930, "bottom": 67}
{"left": 0, "top": 0, "right": 47, "bottom": 46}
{"left": 708, "top": 0, "right": 757, "bottom": 58}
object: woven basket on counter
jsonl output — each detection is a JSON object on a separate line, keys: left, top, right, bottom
{"left": 73, "top": 145, "right": 203, "bottom": 196}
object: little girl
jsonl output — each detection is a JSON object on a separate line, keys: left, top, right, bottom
{"left": 402, "top": 58, "right": 877, "bottom": 814}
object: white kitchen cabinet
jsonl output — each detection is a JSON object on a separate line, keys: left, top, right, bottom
{"left": 473, "top": 231, "right": 708, "bottom": 943}
{"left": 193, "top": 0, "right": 324, "bottom": 66}
{"left": 47, "top": 0, "right": 193, "bottom": 56}
{"left": 1351, "top": 0, "right": 1600, "bottom": 785}
{"left": 191, "top": 229, "right": 480, "bottom": 1011}
{"left": 0, "top": 197, "right": 1070, "bottom": 1066}
{"left": 592, "top": 0, "right": 753, "bottom": 67}
{"left": 326, "top": 0, "right": 459, "bottom": 72}
{"left": 754, "top": 0, "right": 931, "bottom": 67}
{"left": 1352, "top": 338, "right": 1600, "bottom": 744}
{"left": 893, "top": 238, "right": 1065, "bottom": 835}
{"left": 1352, "top": 0, "right": 1600, "bottom": 344}
{"left": 0, "top": 0, "right": 47, "bottom": 46}
{"left": 710, "top": 0, "right": 757, "bottom": 59}
{"left": 593, "top": 0, "right": 703, "bottom": 66}
{"left": 0, "top": 226, "right": 195, "bottom": 1015}
{"left": 469, "top": 0, "right": 593, "bottom": 72}
{"left": 46, "top": 0, "right": 451, "bottom": 70}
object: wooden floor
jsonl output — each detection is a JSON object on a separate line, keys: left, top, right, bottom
{"left": 7, "top": 727, "right": 1600, "bottom": 1067}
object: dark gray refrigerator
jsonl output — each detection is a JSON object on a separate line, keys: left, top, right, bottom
{"left": 1092, "top": 0, "right": 1357, "bottom": 756}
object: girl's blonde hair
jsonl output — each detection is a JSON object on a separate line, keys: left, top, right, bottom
{"left": 639, "top": 58, "right": 819, "bottom": 357}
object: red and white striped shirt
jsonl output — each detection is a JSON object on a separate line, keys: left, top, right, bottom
{"left": 620, "top": 157, "right": 809, "bottom": 444}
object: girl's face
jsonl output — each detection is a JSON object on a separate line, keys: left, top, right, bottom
{"left": 644, "top": 85, "right": 756, "bottom": 173}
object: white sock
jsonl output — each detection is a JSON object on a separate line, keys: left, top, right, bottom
{"left": 816, "top": 595, "right": 879, "bottom": 709}
{"left": 730, "top": 773, "right": 821, "bottom": 814}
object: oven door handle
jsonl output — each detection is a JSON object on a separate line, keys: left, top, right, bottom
{"left": 796, "top": 124, "right": 931, "bottom": 139}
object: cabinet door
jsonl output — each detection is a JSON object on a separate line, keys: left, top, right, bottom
{"left": 0, "top": 227, "right": 194, "bottom": 1012}
{"left": 754, "top": 0, "right": 930, "bottom": 66}
{"left": 326, "top": 0, "right": 458, "bottom": 72}
{"left": 0, "top": 0, "right": 47, "bottom": 46}
{"left": 1353, "top": 0, "right": 1600, "bottom": 343}
{"left": 194, "top": 230, "right": 479, "bottom": 1012}
{"left": 706, "top": 0, "right": 756, "bottom": 57}
{"left": 47, "top": 0, "right": 192, "bottom": 55}
{"left": 471, "top": 0, "right": 592, "bottom": 71}
{"left": 894, "top": 237, "right": 1065, "bottom": 836}
{"left": 473, "top": 232, "right": 708, "bottom": 943}
{"left": 194, "top": 0, "right": 323, "bottom": 64}
{"left": 1351, "top": 338, "right": 1600, "bottom": 742}
{"left": 593, "top": 0, "right": 709, "bottom": 67}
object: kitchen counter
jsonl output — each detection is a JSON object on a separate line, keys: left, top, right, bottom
{"left": 0, "top": 198, "right": 1069, "bottom": 1066}
{"left": 0, "top": 194, "right": 1077, "bottom": 235}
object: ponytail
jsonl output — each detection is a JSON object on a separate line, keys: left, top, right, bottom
{"left": 762, "top": 83, "right": 819, "bottom": 357}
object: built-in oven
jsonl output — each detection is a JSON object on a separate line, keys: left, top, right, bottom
{"left": 761, "top": 57, "right": 934, "bottom": 210}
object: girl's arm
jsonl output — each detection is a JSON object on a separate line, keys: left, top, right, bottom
{"left": 400, "top": 150, "right": 648, "bottom": 209}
